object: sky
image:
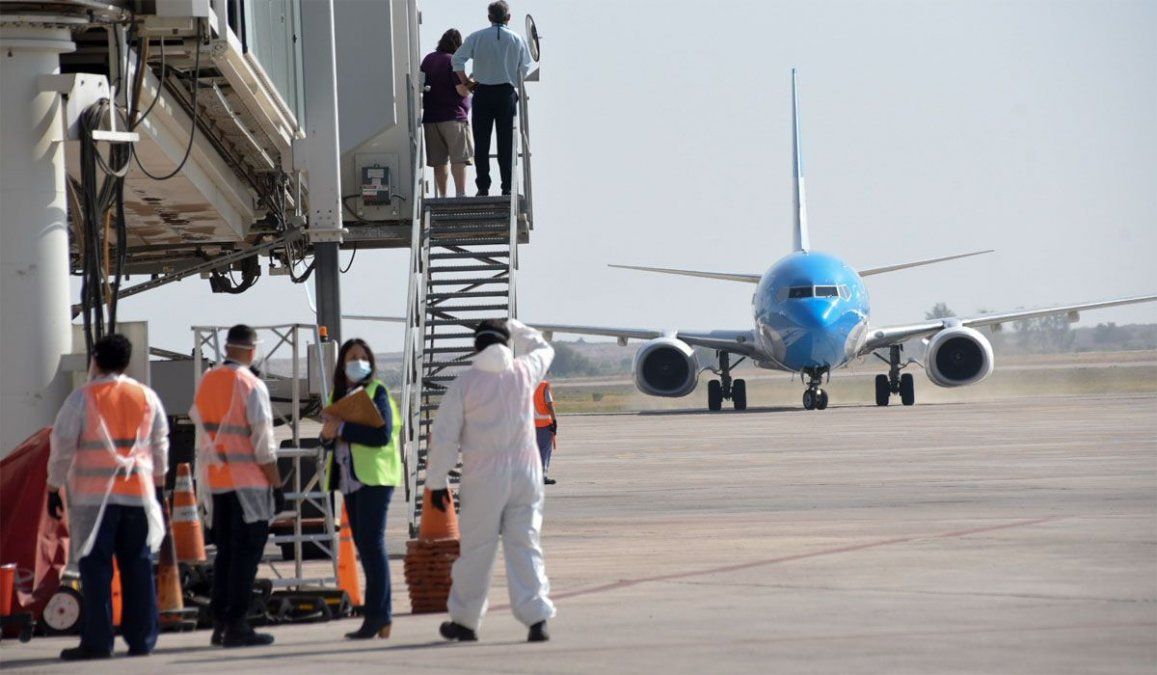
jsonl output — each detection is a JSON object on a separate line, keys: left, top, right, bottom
{"left": 105, "top": 0, "right": 1157, "bottom": 354}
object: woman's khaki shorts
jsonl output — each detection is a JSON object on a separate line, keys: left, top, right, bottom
{"left": 424, "top": 120, "right": 474, "bottom": 167}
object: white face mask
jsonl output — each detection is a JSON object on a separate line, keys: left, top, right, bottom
{"left": 345, "top": 359, "right": 372, "bottom": 383}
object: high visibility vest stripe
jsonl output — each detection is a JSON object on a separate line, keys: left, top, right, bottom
{"left": 534, "top": 383, "right": 553, "bottom": 428}
{"left": 78, "top": 438, "right": 138, "bottom": 450}
{"left": 201, "top": 423, "right": 251, "bottom": 435}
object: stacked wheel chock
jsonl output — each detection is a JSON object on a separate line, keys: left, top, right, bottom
{"left": 403, "top": 490, "right": 460, "bottom": 614}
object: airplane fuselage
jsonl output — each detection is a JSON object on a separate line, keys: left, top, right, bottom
{"left": 752, "top": 251, "right": 871, "bottom": 374}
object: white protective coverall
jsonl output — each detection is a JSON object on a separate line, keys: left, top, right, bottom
{"left": 426, "top": 320, "right": 556, "bottom": 631}
{"left": 48, "top": 374, "right": 169, "bottom": 561}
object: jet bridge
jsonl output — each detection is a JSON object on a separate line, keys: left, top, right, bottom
{"left": 0, "top": 0, "right": 424, "bottom": 452}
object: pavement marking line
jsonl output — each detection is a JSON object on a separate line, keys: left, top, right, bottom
{"left": 512, "top": 515, "right": 1067, "bottom": 607}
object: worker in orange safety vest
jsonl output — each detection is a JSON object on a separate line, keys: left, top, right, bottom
{"left": 533, "top": 380, "right": 557, "bottom": 485}
{"left": 47, "top": 334, "right": 169, "bottom": 661}
{"left": 190, "top": 324, "right": 284, "bottom": 648}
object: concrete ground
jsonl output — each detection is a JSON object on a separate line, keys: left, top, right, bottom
{"left": 3, "top": 393, "right": 1155, "bottom": 673}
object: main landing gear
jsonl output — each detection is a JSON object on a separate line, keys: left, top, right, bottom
{"left": 874, "top": 345, "right": 915, "bottom": 406}
{"left": 801, "top": 367, "right": 829, "bottom": 410}
{"left": 707, "top": 351, "right": 747, "bottom": 412}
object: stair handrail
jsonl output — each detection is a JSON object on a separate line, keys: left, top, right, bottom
{"left": 400, "top": 69, "right": 426, "bottom": 508}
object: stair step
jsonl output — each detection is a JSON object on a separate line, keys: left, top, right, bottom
{"left": 424, "top": 346, "right": 477, "bottom": 354}
{"left": 431, "top": 212, "right": 509, "bottom": 223}
{"left": 422, "top": 331, "right": 476, "bottom": 340}
{"left": 428, "top": 251, "right": 510, "bottom": 260}
{"left": 425, "top": 360, "right": 472, "bottom": 369}
{"left": 426, "top": 317, "right": 487, "bottom": 327}
{"left": 423, "top": 375, "right": 458, "bottom": 383}
{"left": 427, "top": 278, "right": 509, "bottom": 286}
{"left": 427, "top": 291, "right": 509, "bottom": 300}
{"left": 430, "top": 237, "right": 510, "bottom": 246}
{"left": 427, "top": 304, "right": 508, "bottom": 313}
{"left": 428, "top": 263, "right": 509, "bottom": 273}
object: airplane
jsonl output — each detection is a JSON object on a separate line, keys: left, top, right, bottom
{"left": 349, "top": 69, "right": 1157, "bottom": 412}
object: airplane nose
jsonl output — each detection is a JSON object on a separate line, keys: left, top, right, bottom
{"left": 790, "top": 299, "right": 837, "bottom": 329}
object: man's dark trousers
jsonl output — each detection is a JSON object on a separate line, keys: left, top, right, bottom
{"left": 77, "top": 504, "right": 159, "bottom": 655}
{"left": 472, "top": 83, "right": 518, "bottom": 194}
{"left": 210, "top": 492, "right": 270, "bottom": 624}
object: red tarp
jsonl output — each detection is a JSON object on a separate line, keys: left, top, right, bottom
{"left": 0, "top": 428, "right": 70, "bottom": 623}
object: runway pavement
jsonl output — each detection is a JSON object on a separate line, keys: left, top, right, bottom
{"left": 4, "top": 393, "right": 1155, "bottom": 673}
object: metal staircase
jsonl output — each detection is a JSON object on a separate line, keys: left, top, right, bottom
{"left": 401, "top": 79, "right": 535, "bottom": 537}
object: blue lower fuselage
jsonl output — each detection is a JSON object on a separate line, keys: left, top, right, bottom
{"left": 753, "top": 251, "right": 870, "bottom": 372}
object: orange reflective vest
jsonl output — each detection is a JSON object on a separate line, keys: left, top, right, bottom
{"left": 194, "top": 366, "right": 270, "bottom": 492}
{"left": 72, "top": 379, "right": 155, "bottom": 501}
{"left": 534, "top": 381, "right": 554, "bottom": 428}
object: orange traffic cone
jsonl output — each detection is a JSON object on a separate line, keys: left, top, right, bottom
{"left": 404, "top": 488, "right": 461, "bottom": 614}
{"left": 156, "top": 494, "right": 185, "bottom": 622}
{"left": 418, "top": 489, "right": 459, "bottom": 540}
{"left": 111, "top": 560, "right": 122, "bottom": 627}
{"left": 337, "top": 504, "right": 362, "bottom": 607}
{"left": 171, "top": 463, "right": 206, "bottom": 562}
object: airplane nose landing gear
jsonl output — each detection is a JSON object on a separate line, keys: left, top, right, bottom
{"left": 801, "top": 367, "right": 829, "bottom": 410}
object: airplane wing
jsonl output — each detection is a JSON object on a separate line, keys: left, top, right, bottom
{"left": 534, "top": 323, "right": 762, "bottom": 357}
{"left": 608, "top": 264, "right": 761, "bottom": 284}
{"left": 344, "top": 315, "right": 760, "bottom": 356}
{"left": 857, "top": 249, "right": 994, "bottom": 277}
{"left": 859, "top": 293, "right": 1157, "bottom": 354}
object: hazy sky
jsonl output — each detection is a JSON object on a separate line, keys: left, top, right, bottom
{"left": 106, "top": 0, "right": 1157, "bottom": 354}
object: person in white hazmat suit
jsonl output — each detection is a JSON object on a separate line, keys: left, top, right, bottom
{"left": 426, "top": 318, "right": 556, "bottom": 643}
{"left": 46, "top": 334, "right": 169, "bottom": 661}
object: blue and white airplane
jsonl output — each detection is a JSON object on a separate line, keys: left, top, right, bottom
{"left": 533, "top": 70, "right": 1157, "bottom": 411}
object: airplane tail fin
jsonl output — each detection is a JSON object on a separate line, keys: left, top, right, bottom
{"left": 791, "top": 68, "right": 810, "bottom": 253}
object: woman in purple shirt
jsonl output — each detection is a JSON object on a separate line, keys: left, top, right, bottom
{"left": 421, "top": 30, "right": 473, "bottom": 197}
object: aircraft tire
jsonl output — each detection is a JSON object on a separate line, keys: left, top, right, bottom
{"left": 816, "top": 389, "right": 829, "bottom": 410}
{"left": 900, "top": 373, "right": 915, "bottom": 406}
{"left": 733, "top": 379, "right": 747, "bottom": 410}
{"left": 874, "top": 374, "right": 890, "bottom": 407}
{"left": 708, "top": 380, "right": 723, "bottom": 411}
{"left": 802, "top": 389, "right": 816, "bottom": 410}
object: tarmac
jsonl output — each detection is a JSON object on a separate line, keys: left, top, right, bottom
{"left": 3, "top": 393, "right": 1155, "bottom": 673}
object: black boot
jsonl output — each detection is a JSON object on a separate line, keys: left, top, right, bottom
{"left": 210, "top": 620, "right": 225, "bottom": 646}
{"left": 60, "top": 646, "right": 111, "bottom": 661}
{"left": 345, "top": 616, "right": 391, "bottom": 640}
{"left": 528, "top": 620, "right": 550, "bottom": 642}
{"left": 222, "top": 621, "right": 275, "bottom": 648}
{"left": 439, "top": 621, "right": 478, "bottom": 641}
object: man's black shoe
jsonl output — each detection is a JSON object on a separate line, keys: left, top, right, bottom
{"left": 475, "top": 190, "right": 489, "bottom": 197}
{"left": 127, "top": 647, "right": 152, "bottom": 657}
{"left": 60, "top": 646, "right": 111, "bottom": 661}
{"left": 439, "top": 621, "right": 478, "bottom": 642}
{"left": 543, "top": 477, "right": 557, "bottom": 486}
{"left": 501, "top": 189, "right": 511, "bottom": 196}
{"left": 528, "top": 620, "right": 550, "bottom": 642}
{"left": 222, "top": 625, "right": 275, "bottom": 648}
{"left": 210, "top": 621, "right": 225, "bottom": 646}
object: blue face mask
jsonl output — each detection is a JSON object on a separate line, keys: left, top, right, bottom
{"left": 345, "top": 359, "right": 372, "bottom": 383}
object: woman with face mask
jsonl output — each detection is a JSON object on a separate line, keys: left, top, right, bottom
{"left": 320, "top": 338, "right": 401, "bottom": 639}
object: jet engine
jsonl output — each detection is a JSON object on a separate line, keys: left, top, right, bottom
{"left": 924, "top": 326, "right": 994, "bottom": 387}
{"left": 633, "top": 338, "right": 699, "bottom": 397}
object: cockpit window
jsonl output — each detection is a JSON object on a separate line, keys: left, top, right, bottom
{"left": 815, "top": 286, "right": 839, "bottom": 298}
{"left": 788, "top": 286, "right": 813, "bottom": 299}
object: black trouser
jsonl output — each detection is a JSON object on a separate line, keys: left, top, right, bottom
{"left": 471, "top": 83, "right": 518, "bottom": 194}
{"left": 77, "top": 504, "right": 158, "bottom": 655}
{"left": 345, "top": 485, "right": 395, "bottom": 623}
{"left": 210, "top": 492, "right": 269, "bottom": 624}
